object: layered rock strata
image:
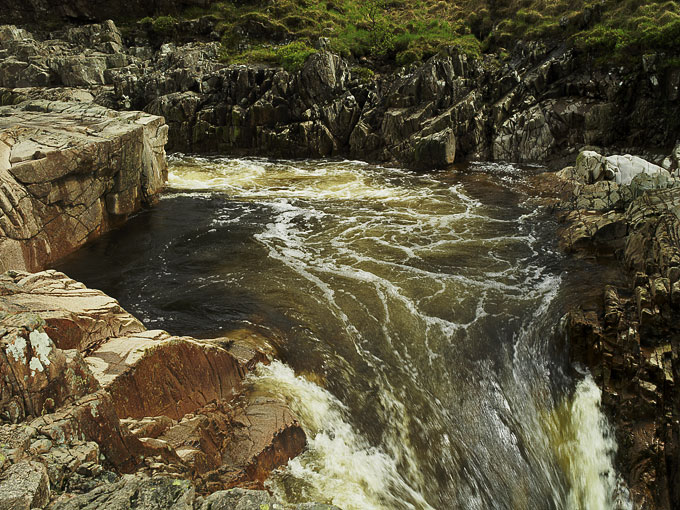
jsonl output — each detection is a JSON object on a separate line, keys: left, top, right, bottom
{"left": 0, "top": 99, "right": 168, "bottom": 272}
{"left": 0, "top": 270, "right": 309, "bottom": 508}
{"left": 545, "top": 148, "right": 680, "bottom": 509}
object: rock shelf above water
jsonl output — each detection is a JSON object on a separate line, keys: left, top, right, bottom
{"left": 539, "top": 148, "right": 680, "bottom": 508}
{"left": 0, "top": 100, "right": 168, "bottom": 272}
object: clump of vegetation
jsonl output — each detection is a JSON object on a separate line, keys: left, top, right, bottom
{"left": 227, "top": 41, "right": 317, "bottom": 72}
{"left": 156, "top": 0, "right": 680, "bottom": 68}
{"left": 351, "top": 65, "right": 375, "bottom": 82}
{"left": 139, "top": 15, "right": 177, "bottom": 37}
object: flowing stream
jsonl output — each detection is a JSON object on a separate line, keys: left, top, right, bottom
{"left": 57, "top": 156, "right": 631, "bottom": 510}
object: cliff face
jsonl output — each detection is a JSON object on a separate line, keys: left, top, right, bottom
{"left": 0, "top": 100, "right": 168, "bottom": 272}
{"left": 538, "top": 149, "right": 680, "bottom": 509}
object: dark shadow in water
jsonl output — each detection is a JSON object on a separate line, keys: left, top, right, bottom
{"left": 55, "top": 194, "right": 295, "bottom": 338}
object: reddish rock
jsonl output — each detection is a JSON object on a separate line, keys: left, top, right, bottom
{"left": 86, "top": 331, "right": 253, "bottom": 420}
{"left": 0, "top": 270, "right": 307, "bottom": 501}
{"left": 0, "top": 318, "right": 98, "bottom": 423}
{"left": 0, "top": 270, "right": 145, "bottom": 353}
{"left": 30, "top": 390, "right": 143, "bottom": 472}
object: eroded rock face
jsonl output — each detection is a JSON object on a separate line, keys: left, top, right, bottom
{"left": 86, "top": 331, "right": 255, "bottom": 420}
{"left": 0, "top": 101, "right": 168, "bottom": 272}
{"left": 0, "top": 460, "right": 50, "bottom": 510}
{"left": 50, "top": 475, "right": 194, "bottom": 510}
{"left": 0, "top": 270, "right": 308, "bottom": 506}
{"left": 0, "top": 270, "right": 144, "bottom": 353}
{"left": 548, "top": 148, "right": 680, "bottom": 509}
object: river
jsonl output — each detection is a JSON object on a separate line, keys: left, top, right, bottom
{"left": 56, "top": 156, "right": 631, "bottom": 510}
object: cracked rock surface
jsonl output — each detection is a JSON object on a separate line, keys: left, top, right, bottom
{"left": 540, "top": 146, "right": 680, "bottom": 509}
{"left": 0, "top": 271, "right": 309, "bottom": 509}
{"left": 0, "top": 100, "right": 167, "bottom": 272}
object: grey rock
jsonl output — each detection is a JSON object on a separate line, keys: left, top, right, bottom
{"left": 199, "top": 489, "right": 276, "bottom": 510}
{"left": 0, "top": 461, "right": 50, "bottom": 510}
{"left": 413, "top": 128, "right": 456, "bottom": 169}
{"left": 199, "top": 489, "right": 343, "bottom": 510}
{"left": 50, "top": 475, "right": 193, "bottom": 510}
{"left": 0, "top": 100, "right": 167, "bottom": 272}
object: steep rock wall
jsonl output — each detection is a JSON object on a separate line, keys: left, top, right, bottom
{"left": 0, "top": 100, "right": 168, "bottom": 272}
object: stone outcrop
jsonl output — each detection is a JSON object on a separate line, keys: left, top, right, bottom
{"left": 2, "top": 21, "right": 678, "bottom": 171}
{"left": 0, "top": 460, "right": 50, "bottom": 510}
{"left": 546, "top": 149, "right": 680, "bottom": 509}
{"left": 0, "top": 270, "right": 144, "bottom": 352}
{"left": 0, "top": 271, "right": 308, "bottom": 508}
{"left": 49, "top": 478, "right": 340, "bottom": 510}
{"left": 0, "top": 100, "right": 168, "bottom": 272}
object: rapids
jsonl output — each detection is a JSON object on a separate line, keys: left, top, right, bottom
{"left": 57, "top": 156, "right": 631, "bottom": 510}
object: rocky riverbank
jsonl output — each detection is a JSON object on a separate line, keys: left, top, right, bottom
{"left": 0, "top": 99, "right": 167, "bottom": 272}
{"left": 0, "top": 270, "right": 337, "bottom": 509}
{"left": 536, "top": 148, "right": 680, "bottom": 509}
{"left": 0, "top": 12, "right": 679, "bottom": 510}
{"left": 1, "top": 20, "right": 679, "bottom": 169}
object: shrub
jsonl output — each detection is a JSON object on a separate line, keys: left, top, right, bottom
{"left": 151, "top": 16, "right": 177, "bottom": 36}
{"left": 277, "top": 40, "right": 318, "bottom": 71}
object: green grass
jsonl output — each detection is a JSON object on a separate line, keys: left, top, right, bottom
{"left": 155, "top": 0, "right": 680, "bottom": 68}
{"left": 227, "top": 40, "right": 318, "bottom": 72}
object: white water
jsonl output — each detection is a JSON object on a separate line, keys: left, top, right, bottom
{"left": 160, "top": 156, "right": 630, "bottom": 509}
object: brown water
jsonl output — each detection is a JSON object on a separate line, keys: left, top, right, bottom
{"left": 56, "top": 156, "right": 630, "bottom": 510}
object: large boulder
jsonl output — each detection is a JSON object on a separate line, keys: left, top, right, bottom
{"left": 0, "top": 100, "right": 168, "bottom": 271}
{"left": 575, "top": 150, "right": 670, "bottom": 186}
{"left": 50, "top": 475, "right": 194, "bottom": 510}
{"left": 85, "top": 331, "right": 261, "bottom": 420}
{"left": 0, "top": 271, "right": 145, "bottom": 353}
{"left": 412, "top": 128, "right": 456, "bottom": 169}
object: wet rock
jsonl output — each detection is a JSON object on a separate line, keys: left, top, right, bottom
{"left": 0, "top": 460, "right": 50, "bottom": 510}
{"left": 555, "top": 167, "right": 680, "bottom": 508}
{"left": 195, "top": 397, "right": 305, "bottom": 490}
{"left": 558, "top": 209, "right": 627, "bottom": 254}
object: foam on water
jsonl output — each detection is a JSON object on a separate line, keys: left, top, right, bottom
{"left": 547, "top": 375, "right": 633, "bottom": 510}
{"left": 159, "top": 155, "right": 630, "bottom": 510}
{"left": 252, "top": 361, "right": 433, "bottom": 510}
